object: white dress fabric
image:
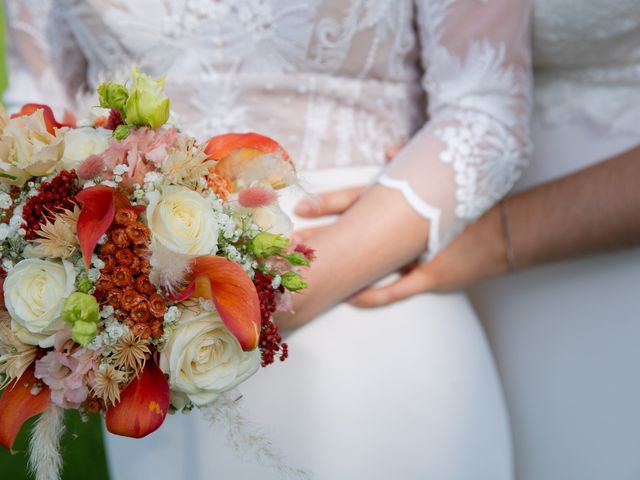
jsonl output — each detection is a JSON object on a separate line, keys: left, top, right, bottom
{"left": 470, "top": 1, "right": 640, "bottom": 479}
{"left": 4, "top": 1, "right": 524, "bottom": 478}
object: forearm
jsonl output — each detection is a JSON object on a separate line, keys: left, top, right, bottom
{"left": 430, "top": 144, "right": 640, "bottom": 291}
{"left": 508, "top": 145, "right": 640, "bottom": 269}
{"left": 281, "top": 186, "right": 429, "bottom": 327}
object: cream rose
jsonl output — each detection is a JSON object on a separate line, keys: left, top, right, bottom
{"left": 159, "top": 307, "right": 260, "bottom": 406}
{"left": 4, "top": 259, "right": 76, "bottom": 347}
{"left": 0, "top": 109, "right": 65, "bottom": 186}
{"left": 251, "top": 204, "right": 293, "bottom": 236}
{"left": 60, "top": 127, "right": 110, "bottom": 170}
{"left": 146, "top": 186, "right": 219, "bottom": 257}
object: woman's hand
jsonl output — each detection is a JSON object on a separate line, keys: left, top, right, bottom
{"left": 277, "top": 184, "right": 430, "bottom": 330}
{"left": 294, "top": 187, "right": 509, "bottom": 308}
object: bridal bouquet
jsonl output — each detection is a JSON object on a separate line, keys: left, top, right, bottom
{"left": 0, "top": 69, "right": 311, "bottom": 479}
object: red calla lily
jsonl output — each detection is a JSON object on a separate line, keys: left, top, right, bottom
{"left": 11, "top": 103, "right": 65, "bottom": 135}
{"left": 76, "top": 186, "right": 131, "bottom": 269}
{"left": 105, "top": 359, "right": 169, "bottom": 438}
{"left": 204, "top": 133, "right": 295, "bottom": 190}
{"left": 76, "top": 186, "right": 117, "bottom": 269}
{"left": 177, "top": 256, "right": 261, "bottom": 351}
{"left": 0, "top": 366, "right": 50, "bottom": 450}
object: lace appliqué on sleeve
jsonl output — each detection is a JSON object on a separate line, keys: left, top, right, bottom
{"left": 378, "top": 0, "right": 532, "bottom": 257}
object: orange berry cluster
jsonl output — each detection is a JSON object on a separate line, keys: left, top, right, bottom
{"left": 94, "top": 207, "right": 167, "bottom": 339}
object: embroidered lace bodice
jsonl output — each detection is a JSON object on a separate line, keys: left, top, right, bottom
{"left": 6, "top": 0, "right": 636, "bottom": 255}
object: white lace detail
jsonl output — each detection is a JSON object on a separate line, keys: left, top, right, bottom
{"left": 434, "top": 108, "right": 527, "bottom": 220}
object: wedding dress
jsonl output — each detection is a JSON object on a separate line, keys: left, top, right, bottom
{"left": 469, "top": 1, "right": 640, "bottom": 479}
{"left": 4, "top": 0, "right": 533, "bottom": 478}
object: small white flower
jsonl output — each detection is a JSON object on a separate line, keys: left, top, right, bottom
{"left": 88, "top": 334, "right": 104, "bottom": 350}
{"left": 271, "top": 275, "right": 282, "bottom": 289}
{"left": 100, "top": 305, "right": 115, "bottom": 319}
{"left": 163, "top": 306, "right": 181, "bottom": 325}
{"left": 91, "top": 255, "right": 105, "bottom": 270}
{"left": 98, "top": 233, "right": 108, "bottom": 245}
{"left": 104, "top": 321, "right": 127, "bottom": 345}
{"left": 0, "top": 224, "right": 10, "bottom": 241}
{"left": 0, "top": 192, "right": 12, "bottom": 209}
{"left": 2, "top": 258, "right": 14, "bottom": 271}
{"left": 112, "top": 164, "right": 130, "bottom": 176}
{"left": 113, "top": 175, "right": 123, "bottom": 183}
{"left": 83, "top": 180, "right": 97, "bottom": 189}
{"left": 101, "top": 180, "right": 118, "bottom": 188}
{"left": 87, "top": 268, "right": 100, "bottom": 282}
{"left": 144, "top": 171, "right": 163, "bottom": 185}
{"left": 9, "top": 213, "right": 24, "bottom": 230}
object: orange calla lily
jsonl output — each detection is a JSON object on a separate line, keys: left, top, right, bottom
{"left": 11, "top": 103, "right": 65, "bottom": 135}
{"left": 105, "top": 359, "right": 169, "bottom": 438}
{"left": 204, "top": 132, "right": 295, "bottom": 190}
{"left": 0, "top": 366, "right": 50, "bottom": 450}
{"left": 178, "top": 256, "right": 261, "bottom": 351}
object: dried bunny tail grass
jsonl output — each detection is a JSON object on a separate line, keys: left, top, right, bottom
{"left": 202, "top": 392, "right": 310, "bottom": 480}
{"left": 149, "top": 242, "right": 192, "bottom": 293}
{"left": 28, "top": 405, "right": 65, "bottom": 480}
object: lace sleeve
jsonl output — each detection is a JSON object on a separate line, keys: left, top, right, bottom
{"left": 3, "top": 0, "right": 87, "bottom": 114}
{"left": 378, "top": 0, "right": 532, "bottom": 256}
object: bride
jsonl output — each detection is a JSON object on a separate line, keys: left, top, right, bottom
{"left": 5, "top": 0, "right": 532, "bottom": 478}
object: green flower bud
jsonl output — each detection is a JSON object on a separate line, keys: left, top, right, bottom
{"left": 249, "top": 232, "right": 289, "bottom": 258}
{"left": 76, "top": 273, "right": 93, "bottom": 294}
{"left": 63, "top": 292, "right": 100, "bottom": 327}
{"left": 71, "top": 320, "right": 98, "bottom": 347}
{"left": 123, "top": 67, "right": 170, "bottom": 128}
{"left": 97, "top": 82, "right": 129, "bottom": 111}
{"left": 280, "top": 272, "right": 308, "bottom": 292}
{"left": 114, "top": 124, "right": 132, "bottom": 141}
{"left": 278, "top": 252, "right": 310, "bottom": 266}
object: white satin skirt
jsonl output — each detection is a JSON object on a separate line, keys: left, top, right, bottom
{"left": 106, "top": 166, "right": 512, "bottom": 480}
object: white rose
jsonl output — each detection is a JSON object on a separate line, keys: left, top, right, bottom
{"left": 146, "top": 186, "right": 219, "bottom": 257}
{"left": 159, "top": 307, "right": 260, "bottom": 406}
{"left": 4, "top": 259, "right": 76, "bottom": 347}
{"left": 0, "top": 109, "right": 66, "bottom": 185}
{"left": 251, "top": 203, "right": 293, "bottom": 236}
{"left": 60, "top": 127, "right": 110, "bottom": 169}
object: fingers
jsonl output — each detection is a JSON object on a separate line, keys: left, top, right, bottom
{"left": 295, "top": 186, "right": 364, "bottom": 217}
{"left": 348, "top": 267, "right": 432, "bottom": 308}
{"left": 291, "top": 226, "right": 327, "bottom": 244}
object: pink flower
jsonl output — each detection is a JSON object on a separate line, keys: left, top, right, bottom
{"left": 100, "top": 127, "right": 182, "bottom": 186}
{"left": 238, "top": 185, "right": 277, "bottom": 208}
{"left": 293, "top": 243, "right": 316, "bottom": 261}
{"left": 35, "top": 330, "right": 101, "bottom": 408}
{"left": 77, "top": 154, "right": 105, "bottom": 180}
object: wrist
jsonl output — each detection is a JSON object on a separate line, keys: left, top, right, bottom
{"left": 483, "top": 203, "right": 512, "bottom": 279}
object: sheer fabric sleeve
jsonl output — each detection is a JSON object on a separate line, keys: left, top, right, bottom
{"left": 3, "top": 0, "right": 87, "bottom": 114}
{"left": 378, "top": 0, "right": 532, "bottom": 257}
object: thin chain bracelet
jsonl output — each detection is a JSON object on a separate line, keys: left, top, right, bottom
{"left": 499, "top": 199, "right": 518, "bottom": 272}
